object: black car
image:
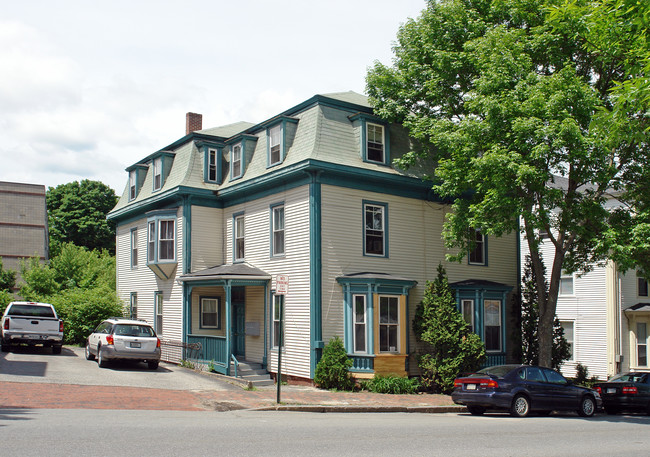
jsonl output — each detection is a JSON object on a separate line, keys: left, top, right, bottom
{"left": 452, "top": 364, "right": 601, "bottom": 417}
{"left": 594, "top": 372, "right": 650, "bottom": 415}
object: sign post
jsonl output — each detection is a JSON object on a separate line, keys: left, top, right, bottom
{"left": 275, "top": 275, "right": 288, "bottom": 403}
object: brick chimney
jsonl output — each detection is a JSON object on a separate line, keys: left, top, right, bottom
{"left": 186, "top": 112, "right": 202, "bottom": 135}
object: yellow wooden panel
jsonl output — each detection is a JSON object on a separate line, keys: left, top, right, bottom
{"left": 374, "top": 354, "right": 407, "bottom": 377}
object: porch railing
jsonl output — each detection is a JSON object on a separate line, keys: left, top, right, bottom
{"left": 484, "top": 353, "right": 507, "bottom": 367}
{"left": 349, "top": 355, "right": 374, "bottom": 372}
{"left": 187, "top": 334, "right": 229, "bottom": 374}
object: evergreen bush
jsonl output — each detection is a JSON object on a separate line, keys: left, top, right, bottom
{"left": 314, "top": 336, "right": 355, "bottom": 391}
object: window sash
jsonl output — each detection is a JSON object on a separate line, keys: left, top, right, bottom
{"left": 379, "top": 296, "right": 399, "bottom": 352}
{"left": 469, "top": 230, "right": 485, "bottom": 264}
{"left": 155, "top": 293, "right": 163, "bottom": 335}
{"left": 270, "top": 125, "right": 282, "bottom": 165}
{"left": 129, "top": 170, "right": 136, "bottom": 200}
{"left": 559, "top": 274, "right": 574, "bottom": 295}
{"left": 208, "top": 149, "right": 217, "bottom": 182}
{"left": 232, "top": 144, "right": 242, "bottom": 177}
{"left": 364, "top": 204, "right": 384, "bottom": 256}
{"left": 638, "top": 323, "right": 648, "bottom": 366}
{"left": 130, "top": 229, "right": 138, "bottom": 268}
{"left": 366, "top": 123, "right": 384, "bottom": 163}
{"left": 147, "top": 221, "right": 156, "bottom": 262}
{"left": 158, "top": 220, "right": 175, "bottom": 261}
{"left": 561, "top": 321, "right": 574, "bottom": 360}
{"left": 272, "top": 206, "right": 285, "bottom": 256}
{"left": 200, "top": 298, "right": 220, "bottom": 328}
{"left": 484, "top": 300, "right": 501, "bottom": 352}
{"left": 153, "top": 157, "right": 162, "bottom": 190}
{"left": 353, "top": 295, "right": 366, "bottom": 353}
{"left": 234, "top": 215, "right": 245, "bottom": 260}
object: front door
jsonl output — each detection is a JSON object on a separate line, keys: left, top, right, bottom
{"left": 231, "top": 287, "right": 245, "bottom": 357}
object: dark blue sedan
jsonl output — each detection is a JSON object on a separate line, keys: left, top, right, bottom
{"left": 451, "top": 365, "right": 601, "bottom": 417}
{"left": 594, "top": 372, "right": 650, "bottom": 415}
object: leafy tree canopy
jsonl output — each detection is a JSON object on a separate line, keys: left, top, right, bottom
{"left": 47, "top": 180, "right": 118, "bottom": 255}
{"left": 367, "top": 0, "right": 648, "bottom": 367}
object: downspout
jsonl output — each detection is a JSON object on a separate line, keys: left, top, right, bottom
{"left": 308, "top": 170, "right": 323, "bottom": 379}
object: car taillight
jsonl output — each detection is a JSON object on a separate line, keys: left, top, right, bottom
{"left": 480, "top": 379, "right": 499, "bottom": 388}
{"left": 106, "top": 334, "right": 114, "bottom": 345}
{"left": 454, "top": 378, "right": 498, "bottom": 388}
{"left": 622, "top": 386, "right": 638, "bottom": 394}
{"left": 156, "top": 337, "right": 161, "bottom": 348}
{"left": 3, "top": 318, "right": 9, "bottom": 330}
{"left": 595, "top": 386, "right": 602, "bottom": 394}
{"left": 59, "top": 320, "right": 64, "bottom": 332}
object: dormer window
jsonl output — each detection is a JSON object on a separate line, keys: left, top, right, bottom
{"left": 366, "top": 123, "right": 385, "bottom": 163}
{"left": 153, "top": 157, "right": 162, "bottom": 191}
{"left": 269, "top": 125, "right": 282, "bottom": 166}
{"left": 207, "top": 149, "right": 217, "bottom": 182}
{"left": 232, "top": 143, "right": 242, "bottom": 179}
{"left": 129, "top": 170, "right": 137, "bottom": 201}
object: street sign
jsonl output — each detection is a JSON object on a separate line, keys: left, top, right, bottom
{"left": 276, "top": 274, "right": 289, "bottom": 295}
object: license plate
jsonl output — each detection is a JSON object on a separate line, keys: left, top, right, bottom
{"left": 607, "top": 388, "right": 616, "bottom": 394}
{"left": 27, "top": 335, "right": 42, "bottom": 339}
{"left": 466, "top": 384, "right": 477, "bottom": 391}
{"left": 130, "top": 342, "right": 141, "bottom": 348}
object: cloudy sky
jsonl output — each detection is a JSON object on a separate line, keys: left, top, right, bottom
{"left": 1, "top": 0, "right": 425, "bottom": 193}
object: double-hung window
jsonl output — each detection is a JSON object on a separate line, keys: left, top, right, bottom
{"left": 207, "top": 149, "right": 217, "bottom": 182}
{"left": 147, "top": 221, "right": 156, "bottom": 263}
{"left": 153, "top": 157, "right": 162, "bottom": 191}
{"left": 379, "top": 296, "right": 399, "bottom": 352}
{"left": 638, "top": 273, "right": 649, "bottom": 297}
{"left": 561, "top": 321, "right": 574, "bottom": 360}
{"left": 364, "top": 202, "right": 387, "bottom": 257}
{"left": 269, "top": 125, "right": 282, "bottom": 166}
{"left": 158, "top": 220, "right": 175, "bottom": 261}
{"left": 129, "top": 170, "right": 137, "bottom": 201}
{"left": 232, "top": 144, "right": 242, "bottom": 179}
{"left": 273, "top": 295, "right": 284, "bottom": 348}
{"left": 234, "top": 214, "right": 245, "bottom": 261}
{"left": 461, "top": 299, "right": 474, "bottom": 332}
{"left": 469, "top": 229, "right": 486, "bottom": 265}
{"left": 271, "top": 204, "right": 285, "bottom": 256}
{"left": 155, "top": 292, "right": 163, "bottom": 335}
{"left": 130, "top": 228, "right": 138, "bottom": 268}
{"left": 130, "top": 292, "right": 137, "bottom": 319}
{"left": 638, "top": 323, "right": 648, "bottom": 366}
{"left": 366, "top": 123, "right": 385, "bottom": 163}
{"left": 200, "top": 297, "right": 220, "bottom": 329}
{"left": 353, "top": 295, "right": 367, "bottom": 353}
{"left": 559, "top": 271, "right": 574, "bottom": 295}
{"left": 484, "top": 300, "right": 502, "bottom": 351}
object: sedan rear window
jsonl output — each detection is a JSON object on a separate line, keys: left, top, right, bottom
{"left": 114, "top": 325, "right": 155, "bottom": 337}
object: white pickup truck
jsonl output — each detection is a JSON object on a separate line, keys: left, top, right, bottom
{"left": 1, "top": 301, "right": 64, "bottom": 354}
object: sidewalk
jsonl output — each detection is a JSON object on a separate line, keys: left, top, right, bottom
{"left": 0, "top": 379, "right": 463, "bottom": 413}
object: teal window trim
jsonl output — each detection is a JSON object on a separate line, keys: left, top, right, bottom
{"left": 270, "top": 202, "right": 285, "bottom": 258}
{"left": 362, "top": 200, "right": 388, "bottom": 258}
{"left": 233, "top": 211, "right": 245, "bottom": 263}
{"left": 350, "top": 113, "right": 390, "bottom": 166}
{"left": 146, "top": 211, "right": 177, "bottom": 265}
{"left": 230, "top": 143, "right": 243, "bottom": 181}
{"left": 204, "top": 147, "right": 221, "bottom": 183}
{"left": 199, "top": 296, "right": 221, "bottom": 329}
{"left": 151, "top": 152, "right": 175, "bottom": 193}
{"left": 127, "top": 165, "right": 147, "bottom": 201}
{"left": 468, "top": 229, "right": 488, "bottom": 266}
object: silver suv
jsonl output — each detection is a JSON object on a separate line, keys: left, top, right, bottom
{"left": 85, "top": 318, "right": 161, "bottom": 370}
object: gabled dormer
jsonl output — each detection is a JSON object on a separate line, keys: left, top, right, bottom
{"left": 349, "top": 113, "right": 391, "bottom": 166}
{"left": 126, "top": 164, "right": 148, "bottom": 201}
{"left": 226, "top": 134, "right": 258, "bottom": 181}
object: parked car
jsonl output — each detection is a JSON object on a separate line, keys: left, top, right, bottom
{"left": 594, "top": 372, "right": 650, "bottom": 415}
{"left": 1, "top": 301, "right": 64, "bottom": 354}
{"left": 85, "top": 318, "right": 161, "bottom": 370}
{"left": 452, "top": 364, "right": 601, "bottom": 417}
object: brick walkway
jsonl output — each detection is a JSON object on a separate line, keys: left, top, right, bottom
{"left": 0, "top": 381, "right": 457, "bottom": 412}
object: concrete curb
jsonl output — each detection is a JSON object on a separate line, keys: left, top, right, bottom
{"left": 251, "top": 405, "right": 467, "bottom": 413}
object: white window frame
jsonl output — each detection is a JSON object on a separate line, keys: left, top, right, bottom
{"left": 231, "top": 143, "right": 242, "bottom": 179}
{"left": 559, "top": 272, "right": 574, "bottom": 296}
{"left": 484, "top": 299, "right": 502, "bottom": 352}
{"left": 637, "top": 322, "right": 648, "bottom": 367}
{"left": 273, "top": 294, "right": 283, "bottom": 349}
{"left": 461, "top": 299, "right": 474, "bottom": 332}
{"left": 560, "top": 320, "right": 574, "bottom": 361}
{"left": 378, "top": 295, "right": 399, "bottom": 353}
{"left": 234, "top": 214, "right": 245, "bottom": 261}
{"left": 353, "top": 295, "right": 367, "bottom": 353}
{"left": 147, "top": 221, "right": 156, "bottom": 263}
{"left": 364, "top": 202, "right": 386, "bottom": 257}
{"left": 269, "top": 124, "right": 282, "bottom": 166}
{"left": 366, "top": 123, "right": 385, "bottom": 163}
{"left": 157, "top": 219, "right": 175, "bottom": 262}
{"left": 129, "top": 170, "right": 137, "bottom": 201}
{"left": 468, "top": 229, "right": 486, "bottom": 265}
{"left": 130, "top": 228, "right": 138, "bottom": 268}
{"left": 153, "top": 157, "right": 162, "bottom": 191}
{"left": 200, "top": 297, "right": 220, "bottom": 329}
{"left": 271, "top": 204, "right": 285, "bottom": 257}
{"left": 207, "top": 149, "right": 218, "bottom": 182}
{"left": 155, "top": 292, "right": 163, "bottom": 335}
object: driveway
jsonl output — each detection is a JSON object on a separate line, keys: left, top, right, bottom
{"left": 0, "top": 345, "right": 238, "bottom": 392}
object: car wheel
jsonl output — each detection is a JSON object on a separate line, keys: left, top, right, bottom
{"left": 578, "top": 396, "right": 596, "bottom": 417}
{"left": 467, "top": 406, "right": 485, "bottom": 416}
{"left": 148, "top": 360, "right": 159, "bottom": 370}
{"left": 52, "top": 345, "right": 62, "bottom": 354}
{"left": 604, "top": 406, "right": 619, "bottom": 415}
{"left": 85, "top": 341, "right": 95, "bottom": 360}
{"left": 97, "top": 345, "right": 108, "bottom": 368}
{"left": 511, "top": 394, "right": 531, "bottom": 417}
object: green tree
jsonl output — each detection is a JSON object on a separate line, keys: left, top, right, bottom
{"left": 0, "top": 258, "right": 16, "bottom": 291}
{"left": 314, "top": 336, "right": 355, "bottom": 391}
{"left": 367, "top": 0, "right": 649, "bottom": 367}
{"left": 47, "top": 180, "right": 118, "bottom": 255}
{"left": 413, "top": 264, "right": 485, "bottom": 393}
{"left": 520, "top": 256, "right": 571, "bottom": 370}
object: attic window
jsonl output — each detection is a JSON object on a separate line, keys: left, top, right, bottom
{"left": 366, "top": 123, "right": 385, "bottom": 163}
{"left": 269, "top": 125, "right": 282, "bottom": 166}
{"left": 232, "top": 143, "right": 242, "bottom": 179}
{"left": 153, "top": 157, "right": 162, "bottom": 191}
{"left": 129, "top": 170, "right": 137, "bottom": 201}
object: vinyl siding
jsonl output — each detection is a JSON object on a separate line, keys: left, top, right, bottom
{"left": 191, "top": 205, "right": 224, "bottom": 271}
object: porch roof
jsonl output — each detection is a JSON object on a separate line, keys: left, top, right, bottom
{"left": 624, "top": 302, "right": 650, "bottom": 314}
{"left": 449, "top": 279, "right": 512, "bottom": 291}
{"left": 178, "top": 262, "right": 272, "bottom": 282}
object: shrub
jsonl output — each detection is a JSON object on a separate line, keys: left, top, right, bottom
{"left": 314, "top": 336, "right": 355, "bottom": 391}
{"left": 572, "top": 363, "right": 599, "bottom": 388}
{"left": 413, "top": 264, "right": 485, "bottom": 394}
{"left": 361, "top": 374, "right": 421, "bottom": 394}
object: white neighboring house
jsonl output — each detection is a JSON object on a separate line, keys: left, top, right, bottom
{"left": 520, "top": 196, "right": 650, "bottom": 380}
